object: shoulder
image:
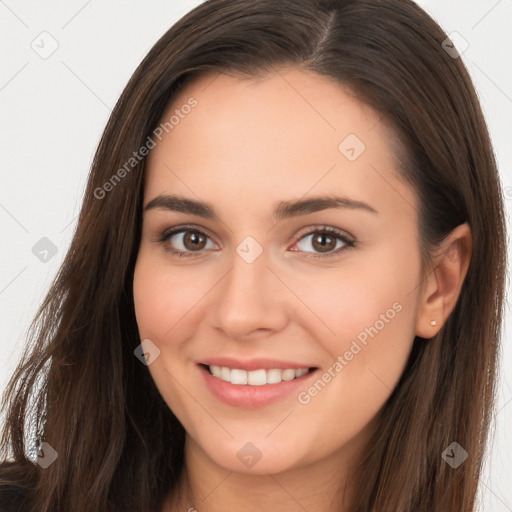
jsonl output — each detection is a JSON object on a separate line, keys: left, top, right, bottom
{"left": 0, "top": 461, "right": 35, "bottom": 512}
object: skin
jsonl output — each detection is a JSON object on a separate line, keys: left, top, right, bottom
{"left": 132, "top": 67, "right": 472, "bottom": 512}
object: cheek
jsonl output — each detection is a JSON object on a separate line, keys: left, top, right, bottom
{"left": 132, "top": 252, "right": 203, "bottom": 422}
{"left": 133, "top": 250, "right": 209, "bottom": 343}
{"left": 292, "top": 247, "right": 420, "bottom": 441}
{"left": 290, "top": 249, "right": 419, "bottom": 351}
{"left": 297, "top": 309, "right": 415, "bottom": 461}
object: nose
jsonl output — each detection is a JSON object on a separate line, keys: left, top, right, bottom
{"left": 211, "top": 244, "right": 289, "bottom": 340}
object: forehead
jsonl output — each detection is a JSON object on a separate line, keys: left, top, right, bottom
{"left": 144, "top": 68, "right": 416, "bottom": 221}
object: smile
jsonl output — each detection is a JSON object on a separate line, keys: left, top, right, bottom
{"left": 197, "top": 361, "right": 319, "bottom": 408}
{"left": 206, "top": 365, "right": 313, "bottom": 385}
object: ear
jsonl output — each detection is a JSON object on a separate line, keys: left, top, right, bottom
{"left": 415, "top": 223, "right": 472, "bottom": 339}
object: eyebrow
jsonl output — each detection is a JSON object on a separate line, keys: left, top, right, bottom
{"left": 143, "top": 194, "right": 378, "bottom": 220}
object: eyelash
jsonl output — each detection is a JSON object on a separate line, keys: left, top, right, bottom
{"left": 156, "top": 224, "right": 355, "bottom": 259}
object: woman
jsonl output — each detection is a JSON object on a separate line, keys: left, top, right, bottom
{"left": 0, "top": 0, "right": 506, "bottom": 511}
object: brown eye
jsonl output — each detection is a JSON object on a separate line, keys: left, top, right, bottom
{"left": 311, "top": 233, "right": 337, "bottom": 253}
{"left": 292, "top": 226, "right": 354, "bottom": 258}
{"left": 159, "top": 227, "right": 217, "bottom": 257}
{"left": 181, "top": 231, "right": 207, "bottom": 251}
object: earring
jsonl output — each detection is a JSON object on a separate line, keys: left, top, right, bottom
{"left": 430, "top": 320, "right": 437, "bottom": 326}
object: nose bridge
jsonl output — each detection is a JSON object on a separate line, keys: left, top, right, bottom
{"left": 212, "top": 237, "right": 287, "bottom": 337}
{"left": 222, "top": 239, "right": 271, "bottom": 308}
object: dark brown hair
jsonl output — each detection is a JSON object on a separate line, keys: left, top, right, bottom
{"left": 0, "top": 0, "right": 506, "bottom": 511}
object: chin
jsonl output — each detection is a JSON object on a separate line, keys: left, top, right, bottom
{"left": 199, "top": 435, "right": 306, "bottom": 475}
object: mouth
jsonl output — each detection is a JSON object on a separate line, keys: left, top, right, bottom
{"left": 196, "top": 359, "right": 319, "bottom": 409}
{"left": 201, "top": 364, "right": 317, "bottom": 386}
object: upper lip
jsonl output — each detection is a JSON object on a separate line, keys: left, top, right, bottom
{"left": 198, "top": 357, "right": 316, "bottom": 371}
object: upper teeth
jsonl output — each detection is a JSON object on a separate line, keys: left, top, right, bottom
{"left": 208, "top": 366, "right": 310, "bottom": 385}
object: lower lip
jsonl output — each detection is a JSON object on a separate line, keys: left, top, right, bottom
{"left": 198, "top": 364, "right": 318, "bottom": 409}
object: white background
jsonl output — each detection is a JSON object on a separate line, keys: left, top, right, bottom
{"left": 0, "top": 1, "right": 510, "bottom": 510}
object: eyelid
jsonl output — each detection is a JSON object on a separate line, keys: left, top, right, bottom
{"left": 156, "top": 223, "right": 355, "bottom": 258}
{"left": 290, "top": 224, "right": 355, "bottom": 258}
{"left": 156, "top": 223, "right": 221, "bottom": 250}
{"left": 294, "top": 224, "right": 354, "bottom": 243}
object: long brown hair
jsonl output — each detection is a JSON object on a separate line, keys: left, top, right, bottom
{"left": 0, "top": 0, "right": 506, "bottom": 510}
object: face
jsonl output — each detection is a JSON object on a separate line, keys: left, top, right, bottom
{"left": 133, "top": 67, "right": 423, "bottom": 476}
